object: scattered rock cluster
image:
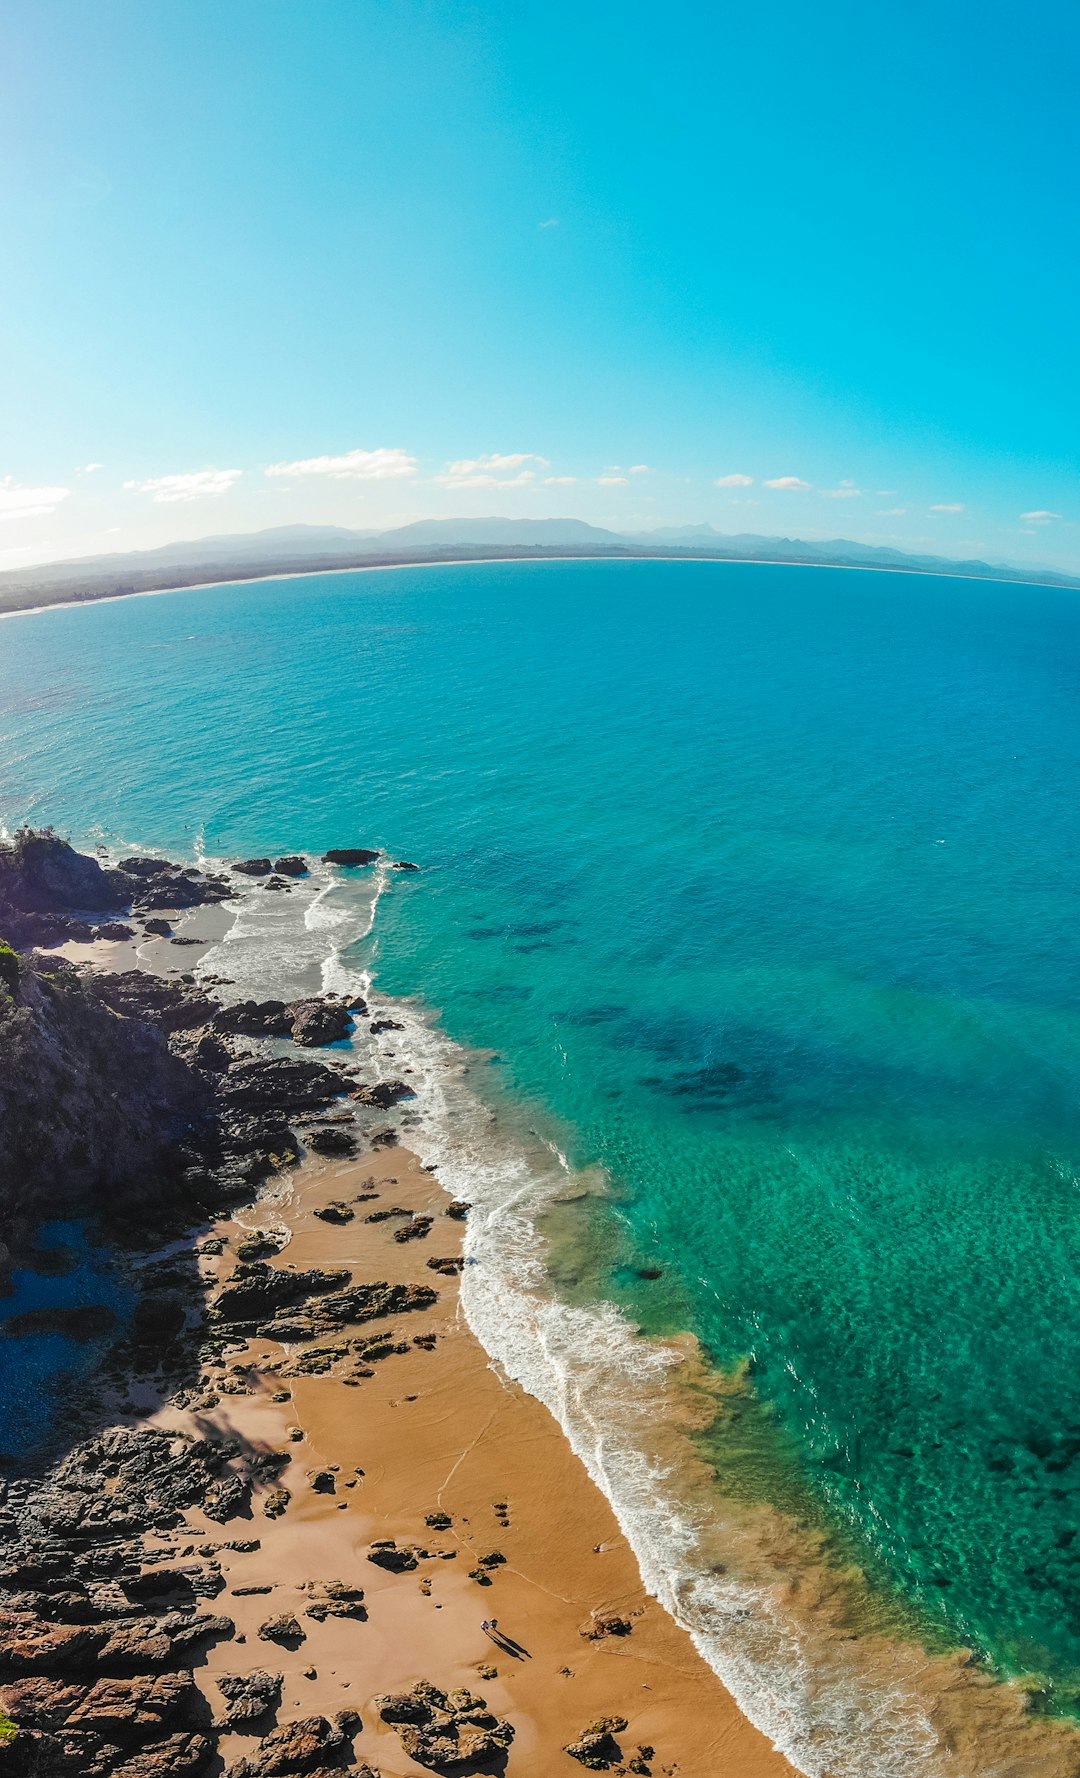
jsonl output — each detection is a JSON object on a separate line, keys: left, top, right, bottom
{"left": 375, "top": 1680, "right": 514, "bottom": 1771}
{"left": 0, "top": 1426, "right": 248, "bottom": 1775}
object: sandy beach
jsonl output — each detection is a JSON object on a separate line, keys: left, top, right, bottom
{"left": 48, "top": 904, "right": 796, "bottom": 1776}
{"left": 144, "top": 1140, "right": 796, "bottom": 1776}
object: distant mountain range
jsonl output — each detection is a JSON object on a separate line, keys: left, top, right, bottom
{"left": 2, "top": 518, "right": 1078, "bottom": 616}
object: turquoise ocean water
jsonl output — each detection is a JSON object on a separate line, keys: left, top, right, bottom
{"left": 4, "top": 558, "right": 1080, "bottom": 1772}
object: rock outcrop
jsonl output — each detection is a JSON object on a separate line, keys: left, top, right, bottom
{"left": 0, "top": 1426, "right": 246, "bottom": 1776}
{"left": 375, "top": 1681, "right": 514, "bottom": 1770}
{"left": 0, "top": 952, "right": 208, "bottom": 1240}
{"left": 322, "top": 848, "right": 379, "bottom": 867}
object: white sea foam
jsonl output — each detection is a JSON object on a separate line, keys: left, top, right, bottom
{"left": 189, "top": 860, "right": 977, "bottom": 1778}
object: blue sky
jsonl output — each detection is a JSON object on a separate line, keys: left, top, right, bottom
{"left": 1, "top": 0, "right": 1077, "bottom": 570}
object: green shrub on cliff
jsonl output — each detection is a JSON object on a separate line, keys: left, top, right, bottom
{"left": 0, "top": 939, "right": 19, "bottom": 996}
{"left": 0, "top": 1709, "right": 17, "bottom": 1744}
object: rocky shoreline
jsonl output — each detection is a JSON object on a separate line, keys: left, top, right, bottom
{"left": 0, "top": 830, "right": 794, "bottom": 1778}
{"left": 0, "top": 832, "right": 424, "bottom": 1773}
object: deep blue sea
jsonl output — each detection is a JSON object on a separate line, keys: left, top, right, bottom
{"left": 4, "top": 557, "right": 1080, "bottom": 1775}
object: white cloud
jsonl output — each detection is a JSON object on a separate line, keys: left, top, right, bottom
{"left": 544, "top": 475, "right": 577, "bottom": 485}
{"left": 538, "top": 218, "right": 559, "bottom": 229}
{"left": 434, "top": 452, "right": 549, "bottom": 489}
{"left": 875, "top": 489, "right": 897, "bottom": 497}
{"left": 265, "top": 447, "right": 417, "bottom": 481}
{"left": 765, "top": 476, "right": 811, "bottom": 491}
{"left": 1020, "top": 509, "right": 1061, "bottom": 525}
{"left": 78, "top": 462, "right": 104, "bottom": 475}
{"left": 124, "top": 468, "right": 242, "bottom": 504}
{"left": 628, "top": 464, "right": 650, "bottom": 475}
{"left": 0, "top": 476, "right": 72, "bottom": 522}
{"left": 715, "top": 473, "right": 753, "bottom": 488}
{"left": 930, "top": 502, "right": 965, "bottom": 513}
{"left": 597, "top": 475, "right": 629, "bottom": 486}
{"left": 877, "top": 507, "right": 908, "bottom": 516}
{"left": 821, "top": 482, "right": 862, "bottom": 498}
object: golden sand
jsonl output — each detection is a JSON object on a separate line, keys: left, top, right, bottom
{"left": 142, "top": 1142, "right": 796, "bottom": 1777}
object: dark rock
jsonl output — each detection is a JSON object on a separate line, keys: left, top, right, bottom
{"left": 304, "top": 1581, "right": 365, "bottom": 1622}
{"left": 366, "top": 1542, "right": 418, "bottom": 1573}
{"left": 272, "top": 857, "right": 308, "bottom": 877}
{"left": 322, "top": 849, "right": 378, "bottom": 867}
{"left": 220, "top": 1057, "right": 351, "bottom": 1111}
{"left": 232, "top": 859, "right": 273, "bottom": 876}
{"left": 90, "top": 968, "right": 219, "bottom": 1032}
{"left": 312, "top": 1198, "right": 355, "bottom": 1219}
{"left": 227, "top": 1713, "right": 348, "bottom": 1775}
{"left": 376, "top": 1682, "right": 514, "bottom": 1770}
{"left": 580, "top": 1611, "right": 632, "bottom": 1640}
{"left": 131, "top": 1291, "right": 187, "bottom": 1348}
{"left": 216, "top": 1668, "right": 282, "bottom": 1726}
{"left": 213, "top": 1261, "right": 350, "bottom": 1325}
{"left": 564, "top": 1717, "right": 629, "bottom": 1768}
{"left": 94, "top": 921, "right": 137, "bottom": 940}
{"left": 112, "top": 856, "right": 232, "bottom": 912}
{"left": 445, "top": 1201, "right": 470, "bottom": 1221}
{"left": 394, "top": 1216, "right": 433, "bottom": 1243}
{"left": 192, "top": 1032, "right": 231, "bottom": 1072}
{"left": 0, "top": 1304, "right": 116, "bottom": 1340}
{"left": 307, "top": 1126, "right": 357, "bottom": 1161}
{"left": 0, "top": 955, "right": 210, "bottom": 1235}
{"left": 142, "top": 918, "right": 174, "bottom": 936}
{"left": 212, "top": 998, "right": 294, "bottom": 1037}
{"left": 351, "top": 1079, "right": 414, "bottom": 1109}
{"left": 263, "top": 877, "right": 289, "bottom": 892}
{"left": 427, "top": 1257, "right": 465, "bottom": 1276}
{"left": 0, "top": 829, "right": 126, "bottom": 917}
{"left": 392, "top": 861, "right": 420, "bottom": 871}
{"left": 257, "top": 1615, "right": 304, "bottom": 1647}
{"left": 289, "top": 999, "right": 353, "bottom": 1047}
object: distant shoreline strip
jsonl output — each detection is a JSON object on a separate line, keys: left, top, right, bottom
{"left": 2, "top": 548, "right": 1078, "bottom": 622}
